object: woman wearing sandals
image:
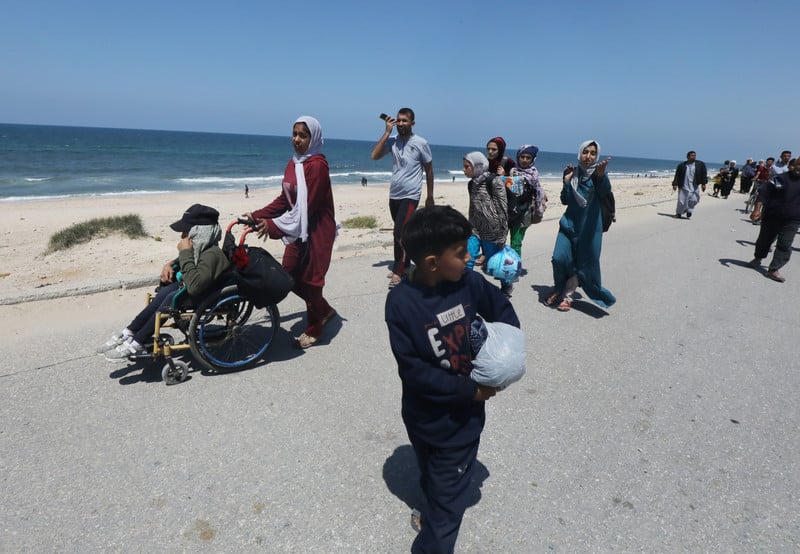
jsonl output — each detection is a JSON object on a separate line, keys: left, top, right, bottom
{"left": 546, "top": 140, "right": 616, "bottom": 312}
{"left": 247, "top": 116, "right": 337, "bottom": 348}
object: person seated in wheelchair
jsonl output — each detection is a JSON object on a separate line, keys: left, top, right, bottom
{"left": 96, "top": 204, "right": 231, "bottom": 361}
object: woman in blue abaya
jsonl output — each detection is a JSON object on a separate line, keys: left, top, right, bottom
{"left": 546, "top": 140, "right": 616, "bottom": 311}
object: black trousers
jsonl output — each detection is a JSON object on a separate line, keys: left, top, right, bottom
{"left": 127, "top": 281, "right": 181, "bottom": 345}
{"left": 754, "top": 216, "right": 800, "bottom": 271}
{"left": 389, "top": 198, "right": 419, "bottom": 276}
{"left": 409, "top": 435, "right": 480, "bottom": 554}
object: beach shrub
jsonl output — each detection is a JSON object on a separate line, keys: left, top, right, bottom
{"left": 341, "top": 216, "right": 377, "bottom": 229}
{"left": 46, "top": 214, "right": 147, "bottom": 253}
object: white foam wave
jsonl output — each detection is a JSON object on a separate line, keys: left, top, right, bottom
{"left": 24, "top": 177, "right": 52, "bottom": 182}
{"left": 0, "top": 190, "right": 171, "bottom": 203}
{"left": 176, "top": 176, "right": 281, "bottom": 184}
{"left": 329, "top": 171, "right": 392, "bottom": 178}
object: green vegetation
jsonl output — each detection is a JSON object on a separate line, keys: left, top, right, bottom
{"left": 341, "top": 215, "right": 378, "bottom": 229}
{"left": 46, "top": 214, "right": 148, "bottom": 253}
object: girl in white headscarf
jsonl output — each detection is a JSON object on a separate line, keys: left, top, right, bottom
{"left": 546, "top": 140, "right": 616, "bottom": 311}
{"left": 463, "top": 151, "right": 513, "bottom": 296}
{"left": 247, "top": 116, "right": 338, "bottom": 348}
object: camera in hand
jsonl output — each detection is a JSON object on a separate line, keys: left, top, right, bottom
{"left": 379, "top": 113, "right": 389, "bottom": 121}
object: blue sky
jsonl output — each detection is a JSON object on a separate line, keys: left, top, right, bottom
{"left": 1, "top": 0, "right": 795, "bottom": 162}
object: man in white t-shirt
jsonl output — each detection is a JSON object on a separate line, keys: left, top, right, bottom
{"left": 371, "top": 108, "right": 435, "bottom": 287}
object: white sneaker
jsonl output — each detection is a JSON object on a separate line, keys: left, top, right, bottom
{"left": 104, "top": 341, "right": 143, "bottom": 361}
{"left": 95, "top": 334, "right": 125, "bottom": 354}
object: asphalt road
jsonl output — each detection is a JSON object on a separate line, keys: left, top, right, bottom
{"left": 1, "top": 194, "right": 798, "bottom": 552}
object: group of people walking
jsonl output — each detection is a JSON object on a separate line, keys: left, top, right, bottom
{"left": 671, "top": 148, "right": 799, "bottom": 283}
{"left": 746, "top": 150, "right": 798, "bottom": 283}
{"left": 101, "top": 107, "right": 795, "bottom": 553}
{"left": 375, "top": 109, "right": 616, "bottom": 552}
{"left": 371, "top": 108, "right": 616, "bottom": 313}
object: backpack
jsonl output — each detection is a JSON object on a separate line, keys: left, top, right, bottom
{"left": 231, "top": 245, "right": 294, "bottom": 307}
{"left": 601, "top": 190, "right": 616, "bottom": 232}
{"left": 223, "top": 233, "right": 294, "bottom": 308}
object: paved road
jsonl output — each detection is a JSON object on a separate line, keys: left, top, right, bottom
{"left": 1, "top": 195, "right": 798, "bottom": 552}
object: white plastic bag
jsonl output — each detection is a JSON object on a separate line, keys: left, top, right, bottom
{"left": 470, "top": 321, "right": 526, "bottom": 389}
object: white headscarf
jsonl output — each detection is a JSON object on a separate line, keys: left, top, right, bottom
{"left": 570, "top": 139, "right": 601, "bottom": 208}
{"left": 272, "top": 115, "right": 324, "bottom": 244}
{"left": 464, "top": 151, "right": 489, "bottom": 177}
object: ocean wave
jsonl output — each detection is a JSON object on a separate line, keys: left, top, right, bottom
{"left": 329, "top": 170, "right": 392, "bottom": 178}
{"left": 24, "top": 177, "right": 53, "bottom": 182}
{"left": 352, "top": 171, "right": 393, "bottom": 177}
{"left": 0, "top": 190, "right": 171, "bottom": 203}
{"left": 176, "top": 175, "right": 282, "bottom": 184}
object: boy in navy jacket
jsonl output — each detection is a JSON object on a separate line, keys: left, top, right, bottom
{"left": 385, "top": 205, "right": 520, "bottom": 553}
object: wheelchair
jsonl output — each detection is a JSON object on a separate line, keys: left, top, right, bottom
{"left": 128, "top": 220, "right": 282, "bottom": 385}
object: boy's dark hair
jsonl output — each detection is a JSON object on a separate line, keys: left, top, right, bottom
{"left": 398, "top": 107, "right": 415, "bottom": 121}
{"left": 767, "top": 157, "right": 775, "bottom": 162}
{"left": 402, "top": 206, "right": 471, "bottom": 264}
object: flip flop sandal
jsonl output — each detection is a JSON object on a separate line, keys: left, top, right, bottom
{"left": 557, "top": 298, "right": 573, "bottom": 311}
{"left": 388, "top": 275, "right": 402, "bottom": 288}
{"left": 545, "top": 291, "right": 561, "bottom": 306}
{"left": 296, "top": 333, "right": 318, "bottom": 349}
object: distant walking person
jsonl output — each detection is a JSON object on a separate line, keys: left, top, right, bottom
{"left": 770, "top": 150, "right": 792, "bottom": 180}
{"left": 754, "top": 158, "right": 772, "bottom": 191}
{"left": 749, "top": 162, "right": 800, "bottom": 283}
{"left": 245, "top": 184, "right": 249, "bottom": 198}
{"left": 371, "top": 107, "right": 435, "bottom": 288}
{"left": 740, "top": 158, "right": 756, "bottom": 194}
{"left": 672, "top": 150, "right": 708, "bottom": 219}
{"left": 721, "top": 160, "right": 738, "bottom": 198}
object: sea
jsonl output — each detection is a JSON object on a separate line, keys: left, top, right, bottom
{"left": 0, "top": 123, "right": 686, "bottom": 202}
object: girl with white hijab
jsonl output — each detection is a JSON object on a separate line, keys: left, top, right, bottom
{"left": 248, "top": 116, "right": 338, "bottom": 348}
{"left": 546, "top": 140, "right": 616, "bottom": 311}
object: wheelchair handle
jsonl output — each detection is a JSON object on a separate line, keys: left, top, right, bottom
{"left": 226, "top": 218, "right": 258, "bottom": 244}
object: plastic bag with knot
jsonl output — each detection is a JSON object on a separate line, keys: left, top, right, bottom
{"left": 470, "top": 319, "right": 526, "bottom": 389}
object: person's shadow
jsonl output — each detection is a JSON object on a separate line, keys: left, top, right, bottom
{"left": 382, "top": 444, "right": 489, "bottom": 513}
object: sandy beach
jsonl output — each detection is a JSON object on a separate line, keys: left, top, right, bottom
{"left": 0, "top": 176, "right": 674, "bottom": 304}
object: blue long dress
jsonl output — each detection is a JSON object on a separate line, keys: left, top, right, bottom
{"left": 551, "top": 174, "right": 616, "bottom": 308}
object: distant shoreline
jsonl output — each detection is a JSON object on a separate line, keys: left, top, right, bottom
{"left": 1, "top": 174, "right": 678, "bottom": 204}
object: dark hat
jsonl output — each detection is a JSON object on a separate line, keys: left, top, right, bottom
{"left": 170, "top": 204, "right": 219, "bottom": 232}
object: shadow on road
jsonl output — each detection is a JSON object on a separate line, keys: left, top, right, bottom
{"left": 382, "top": 444, "right": 489, "bottom": 513}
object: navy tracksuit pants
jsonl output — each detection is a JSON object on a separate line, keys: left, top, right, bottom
{"left": 409, "top": 436, "right": 480, "bottom": 554}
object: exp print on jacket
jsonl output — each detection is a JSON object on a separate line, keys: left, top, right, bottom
{"left": 425, "top": 302, "right": 471, "bottom": 375}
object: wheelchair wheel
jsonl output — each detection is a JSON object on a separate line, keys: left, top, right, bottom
{"left": 162, "top": 359, "right": 189, "bottom": 385}
{"left": 188, "top": 288, "right": 279, "bottom": 372}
